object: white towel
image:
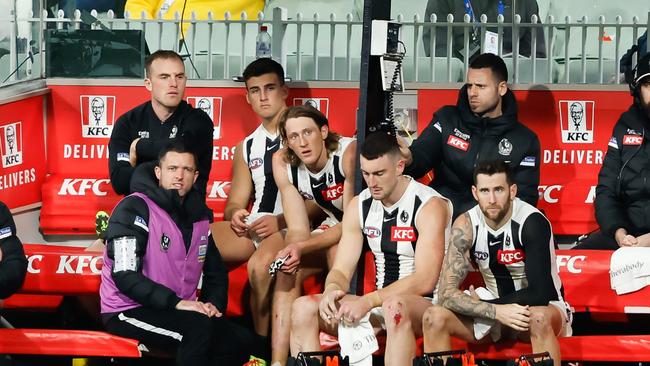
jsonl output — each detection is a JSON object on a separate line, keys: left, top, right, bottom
{"left": 465, "top": 287, "right": 501, "bottom": 341}
{"left": 610, "top": 247, "right": 650, "bottom": 295}
{"left": 338, "top": 309, "right": 380, "bottom": 366}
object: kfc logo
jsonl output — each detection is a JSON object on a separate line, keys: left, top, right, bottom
{"left": 556, "top": 255, "right": 586, "bottom": 274}
{"left": 208, "top": 181, "right": 231, "bottom": 199}
{"left": 391, "top": 226, "right": 416, "bottom": 241}
{"left": 80, "top": 96, "right": 116, "bottom": 138}
{"left": 57, "top": 178, "right": 110, "bottom": 196}
{"left": 187, "top": 96, "right": 222, "bottom": 140}
{"left": 0, "top": 122, "right": 23, "bottom": 168}
{"left": 322, "top": 183, "right": 343, "bottom": 201}
{"left": 538, "top": 185, "right": 562, "bottom": 204}
{"left": 293, "top": 98, "right": 330, "bottom": 117}
{"left": 363, "top": 226, "right": 381, "bottom": 238}
{"left": 447, "top": 135, "right": 469, "bottom": 151}
{"left": 497, "top": 249, "right": 525, "bottom": 265}
{"left": 623, "top": 135, "right": 643, "bottom": 146}
{"left": 559, "top": 100, "right": 595, "bottom": 143}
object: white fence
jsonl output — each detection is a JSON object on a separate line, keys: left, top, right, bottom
{"left": 0, "top": 2, "right": 648, "bottom": 85}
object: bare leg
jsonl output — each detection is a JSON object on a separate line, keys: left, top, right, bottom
{"left": 382, "top": 295, "right": 433, "bottom": 366}
{"left": 521, "top": 306, "right": 564, "bottom": 366}
{"left": 247, "top": 232, "right": 286, "bottom": 336}
{"left": 211, "top": 221, "right": 256, "bottom": 263}
{"left": 422, "top": 305, "right": 476, "bottom": 353}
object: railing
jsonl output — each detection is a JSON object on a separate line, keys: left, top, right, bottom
{"left": 0, "top": 4, "right": 648, "bottom": 85}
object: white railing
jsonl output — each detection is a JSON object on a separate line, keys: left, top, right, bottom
{"left": 0, "top": 5, "right": 648, "bottom": 85}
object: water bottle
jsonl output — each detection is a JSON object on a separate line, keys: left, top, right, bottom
{"left": 256, "top": 26, "right": 272, "bottom": 59}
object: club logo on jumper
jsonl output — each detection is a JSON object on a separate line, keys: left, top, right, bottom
{"left": 559, "top": 100, "right": 595, "bottom": 143}
{"left": 187, "top": 96, "right": 222, "bottom": 140}
{"left": 80, "top": 96, "right": 116, "bottom": 138}
{"left": 160, "top": 234, "right": 170, "bottom": 251}
{"left": 498, "top": 138, "right": 513, "bottom": 156}
{"left": 391, "top": 226, "right": 416, "bottom": 242}
{"left": 497, "top": 249, "right": 525, "bottom": 265}
{"left": 293, "top": 98, "right": 330, "bottom": 117}
{"left": 322, "top": 183, "right": 344, "bottom": 201}
{"left": 623, "top": 134, "right": 643, "bottom": 146}
{"left": 0, "top": 122, "right": 23, "bottom": 168}
{"left": 363, "top": 226, "right": 381, "bottom": 238}
{"left": 447, "top": 135, "right": 469, "bottom": 151}
{"left": 400, "top": 210, "right": 409, "bottom": 223}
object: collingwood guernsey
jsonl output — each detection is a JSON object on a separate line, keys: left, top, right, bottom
{"left": 242, "top": 124, "right": 282, "bottom": 215}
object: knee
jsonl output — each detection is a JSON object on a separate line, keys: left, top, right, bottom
{"left": 182, "top": 312, "right": 213, "bottom": 342}
{"left": 382, "top": 296, "right": 410, "bottom": 331}
{"left": 422, "top": 305, "right": 449, "bottom": 334}
{"left": 247, "top": 250, "right": 275, "bottom": 286}
{"left": 291, "top": 295, "right": 319, "bottom": 329}
{"left": 529, "top": 308, "right": 553, "bottom": 338}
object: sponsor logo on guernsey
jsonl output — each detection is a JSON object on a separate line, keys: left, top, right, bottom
{"left": 249, "top": 158, "right": 263, "bottom": 169}
{"left": 608, "top": 136, "right": 618, "bottom": 149}
{"left": 198, "top": 244, "right": 207, "bottom": 262}
{"left": 133, "top": 216, "right": 148, "bottom": 232}
{"left": 447, "top": 135, "right": 469, "bottom": 151}
{"left": 117, "top": 152, "right": 130, "bottom": 162}
{"left": 390, "top": 226, "right": 416, "bottom": 241}
{"left": 474, "top": 251, "right": 488, "bottom": 261}
{"left": 497, "top": 249, "right": 525, "bottom": 265}
{"left": 0, "top": 226, "right": 12, "bottom": 239}
{"left": 322, "top": 183, "right": 344, "bottom": 201}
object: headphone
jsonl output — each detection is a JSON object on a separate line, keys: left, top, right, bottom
{"left": 629, "top": 53, "right": 650, "bottom": 101}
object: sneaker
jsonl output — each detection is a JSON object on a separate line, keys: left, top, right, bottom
{"left": 95, "top": 211, "right": 110, "bottom": 240}
{"left": 243, "top": 355, "right": 267, "bottom": 366}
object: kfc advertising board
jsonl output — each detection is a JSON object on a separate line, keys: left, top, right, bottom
{"left": 42, "top": 85, "right": 358, "bottom": 234}
{"left": 418, "top": 89, "right": 633, "bottom": 235}
{"left": 0, "top": 95, "right": 47, "bottom": 210}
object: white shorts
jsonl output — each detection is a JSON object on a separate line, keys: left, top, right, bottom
{"left": 245, "top": 212, "right": 276, "bottom": 249}
{"left": 472, "top": 300, "right": 573, "bottom": 341}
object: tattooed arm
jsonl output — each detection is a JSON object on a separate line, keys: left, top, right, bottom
{"left": 439, "top": 213, "right": 497, "bottom": 320}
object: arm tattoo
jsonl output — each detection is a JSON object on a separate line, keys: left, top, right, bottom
{"left": 440, "top": 213, "right": 496, "bottom": 320}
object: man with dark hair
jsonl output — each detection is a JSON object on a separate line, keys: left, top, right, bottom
{"left": 290, "top": 133, "right": 452, "bottom": 366}
{"left": 108, "top": 49, "right": 213, "bottom": 196}
{"left": 0, "top": 201, "right": 27, "bottom": 303}
{"left": 402, "top": 53, "right": 540, "bottom": 219}
{"left": 422, "top": 0, "right": 546, "bottom": 59}
{"left": 422, "top": 160, "right": 571, "bottom": 366}
{"left": 100, "top": 140, "right": 258, "bottom": 366}
{"left": 270, "top": 105, "right": 356, "bottom": 365}
{"left": 576, "top": 53, "right": 650, "bottom": 249}
{"left": 212, "top": 57, "right": 288, "bottom": 345}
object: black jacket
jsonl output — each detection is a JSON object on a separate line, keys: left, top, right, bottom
{"left": 595, "top": 103, "right": 650, "bottom": 238}
{"left": 406, "top": 86, "right": 540, "bottom": 218}
{"left": 0, "top": 202, "right": 27, "bottom": 299}
{"left": 104, "top": 162, "right": 228, "bottom": 313}
{"left": 108, "top": 100, "right": 213, "bottom": 196}
{"left": 422, "top": 0, "right": 546, "bottom": 59}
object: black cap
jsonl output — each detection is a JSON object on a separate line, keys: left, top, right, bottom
{"left": 635, "top": 53, "right": 650, "bottom": 85}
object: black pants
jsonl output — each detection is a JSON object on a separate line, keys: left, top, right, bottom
{"left": 104, "top": 307, "right": 260, "bottom": 366}
{"left": 572, "top": 230, "right": 619, "bottom": 250}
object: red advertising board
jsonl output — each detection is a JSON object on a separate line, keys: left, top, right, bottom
{"left": 0, "top": 95, "right": 47, "bottom": 210}
{"left": 42, "top": 85, "right": 359, "bottom": 235}
{"left": 418, "top": 89, "right": 633, "bottom": 235}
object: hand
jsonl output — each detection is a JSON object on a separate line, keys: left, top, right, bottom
{"left": 275, "top": 243, "right": 302, "bottom": 274}
{"left": 494, "top": 303, "right": 530, "bottom": 331}
{"left": 129, "top": 138, "right": 140, "bottom": 167}
{"left": 230, "top": 209, "right": 250, "bottom": 237}
{"left": 336, "top": 297, "right": 373, "bottom": 326}
{"left": 319, "top": 289, "right": 346, "bottom": 325}
{"left": 203, "top": 302, "right": 223, "bottom": 318}
{"left": 176, "top": 300, "right": 211, "bottom": 316}
{"left": 635, "top": 233, "right": 650, "bottom": 247}
{"left": 249, "top": 215, "right": 280, "bottom": 239}
{"left": 397, "top": 135, "right": 413, "bottom": 166}
{"left": 615, "top": 228, "right": 638, "bottom": 247}
{"left": 468, "top": 285, "right": 480, "bottom": 301}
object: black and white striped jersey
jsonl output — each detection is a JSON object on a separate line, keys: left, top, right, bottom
{"left": 359, "top": 178, "right": 452, "bottom": 293}
{"left": 242, "top": 124, "right": 282, "bottom": 215}
{"left": 467, "top": 198, "right": 565, "bottom": 305}
{"left": 287, "top": 137, "right": 354, "bottom": 223}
